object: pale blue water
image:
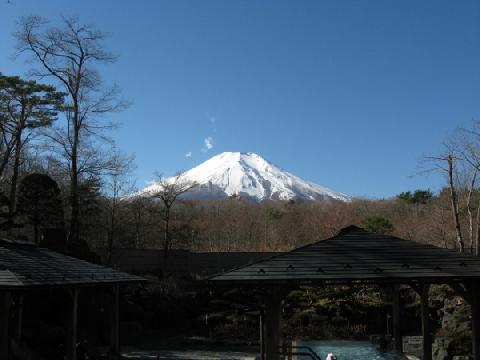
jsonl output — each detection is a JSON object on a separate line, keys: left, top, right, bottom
{"left": 302, "top": 340, "right": 404, "bottom": 360}
{"left": 119, "top": 340, "right": 404, "bottom": 359}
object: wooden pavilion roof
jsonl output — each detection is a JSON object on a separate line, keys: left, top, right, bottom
{"left": 0, "top": 239, "right": 144, "bottom": 289}
{"left": 210, "top": 226, "right": 480, "bottom": 285}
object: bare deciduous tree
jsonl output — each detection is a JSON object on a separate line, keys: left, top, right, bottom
{"left": 15, "top": 16, "right": 128, "bottom": 248}
{"left": 150, "top": 172, "right": 196, "bottom": 257}
{"left": 458, "top": 122, "right": 480, "bottom": 255}
{"left": 129, "top": 196, "right": 151, "bottom": 249}
{"left": 102, "top": 149, "right": 136, "bottom": 264}
{"left": 423, "top": 143, "right": 465, "bottom": 252}
{"left": 465, "top": 169, "right": 477, "bottom": 252}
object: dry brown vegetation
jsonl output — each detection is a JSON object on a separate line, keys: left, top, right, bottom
{"left": 90, "top": 187, "right": 472, "bottom": 253}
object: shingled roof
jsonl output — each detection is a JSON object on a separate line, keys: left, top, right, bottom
{"left": 210, "top": 226, "right": 480, "bottom": 285}
{"left": 0, "top": 239, "right": 144, "bottom": 289}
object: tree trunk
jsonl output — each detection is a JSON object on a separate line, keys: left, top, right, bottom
{"left": 164, "top": 207, "right": 170, "bottom": 258}
{"left": 68, "top": 119, "right": 80, "bottom": 251}
{"left": 448, "top": 155, "right": 464, "bottom": 252}
{"left": 469, "top": 204, "right": 475, "bottom": 253}
{"left": 134, "top": 215, "right": 141, "bottom": 248}
{"left": 264, "top": 219, "right": 268, "bottom": 252}
{"left": 467, "top": 171, "right": 477, "bottom": 253}
{"left": 0, "top": 147, "right": 12, "bottom": 181}
{"left": 476, "top": 199, "right": 480, "bottom": 256}
{"left": 107, "top": 199, "right": 116, "bottom": 265}
{"left": 0, "top": 131, "right": 16, "bottom": 181}
{"left": 8, "top": 129, "right": 22, "bottom": 230}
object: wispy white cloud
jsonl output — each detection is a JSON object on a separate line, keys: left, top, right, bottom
{"left": 201, "top": 136, "right": 214, "bottom": 152}
{"left": 185, "top": 151, "right": 192, "bottom": 158}
{"left": 205, "top": 136, "right": 213, "bottom": 150}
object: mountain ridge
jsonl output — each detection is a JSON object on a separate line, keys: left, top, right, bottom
{"left": 140, "top": 152, "right": 350, "bottom": 202}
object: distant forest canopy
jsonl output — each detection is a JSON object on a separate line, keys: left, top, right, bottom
{"left": 79, "top": 188, "right": 478, "bottom": 253}
{"left": 1, "top": 15, "right": 480, "bottom": 259}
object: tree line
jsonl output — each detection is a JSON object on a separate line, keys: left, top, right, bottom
{"left": 88, "top": 188, "right": 466, "bottom": 254}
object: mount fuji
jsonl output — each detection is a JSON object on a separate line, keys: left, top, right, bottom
{"left": 140, "top": 152, "right": 350, "bottom": 202}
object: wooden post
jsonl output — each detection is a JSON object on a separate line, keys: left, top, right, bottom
{"left": 0, "top": 292, "right": 12, "bottom": 359}
{"left": 264, "top": 287, "right": 282, "bottom": 360}
{"left": 109, "top": 285, "right": 120, "bottom": 359}
{"left": 392, "top": 284, "right": 402, "bottom": 353}
{"left": 15, "top": 295, "right": 23, "bottom": 341}
{"left": 420, "top": 284, "right": 431, "bottom": 360}
{"left": 471, "top": 281, "right": 480, "bottom": 360}
{"left": 66, "top": 288, "right": 79, "bottom": 360}
{"left": 260, "top": 308, "right": 265, "bottom": 360}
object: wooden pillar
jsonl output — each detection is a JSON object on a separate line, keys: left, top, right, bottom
{"left": 420, "top": 284, "right": 431, "bottom": 360}
{"left": 471, "top": 281, "right": 480, "bottom": 360}
{"left": 109, "top": 285, "right": 120, "bottom": 359}
{"left": 392, "top": 284, "right": 402, "bottom": 353}
{"left": 287, "top": 341, "right": 293, "bottom": 360}
{"left": 0, "top": 292, "right": 12, "bottom": 360}
{"left": 260, "top": 308, "right": 265, "bottom": 360}
{"left": 264, "top": 287, "right": 282, "bottom": 360}
{"left": 66, "top": 288, "right": 79, "bottom": 360}
{"left": 15, "top": 295, "right": 23, "bottom": 341}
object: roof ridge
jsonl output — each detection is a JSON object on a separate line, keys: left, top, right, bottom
{"left": 335, "top": 225, "right": 366, "bottom": 236}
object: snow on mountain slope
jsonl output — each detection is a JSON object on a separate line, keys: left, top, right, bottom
{"left": 141, "top": 152, "right": 350, "bottom": 202}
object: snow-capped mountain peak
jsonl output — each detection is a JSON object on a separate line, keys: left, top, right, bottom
{"left": 141, "top": 152, "right": 350, "bottom": 202}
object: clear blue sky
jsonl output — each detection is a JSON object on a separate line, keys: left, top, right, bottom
{"left": 1, "top": 0, "right": 479, "bottom": 198}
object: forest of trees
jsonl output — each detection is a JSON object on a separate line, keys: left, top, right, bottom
{"left": 85, "top": 187, "right": 476, "bottom": 254}
{"left": 1, "top": 15, "right": 480, "bottom": 261}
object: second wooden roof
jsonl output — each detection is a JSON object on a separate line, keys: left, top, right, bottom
{"left": 210, "top": 226, "right": 480, "bottom": 285}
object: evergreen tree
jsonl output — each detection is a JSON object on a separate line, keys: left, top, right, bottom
{"left": 412, "top": 189, "right": 433, "bottom": 204}
{"left": 0, "top": 74, "right": 64, "bottom": 227}
{"left": 362, "top": 216, "right": 394, "bottom": 235}
{"left": 16, "top": 173, "right": 64, "bottom": 244}
{"left": 397, "top": 189, "right": 433, "bottom": 205}
{"left": 397, "top": 191, "right": 413, "bottom": 203}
